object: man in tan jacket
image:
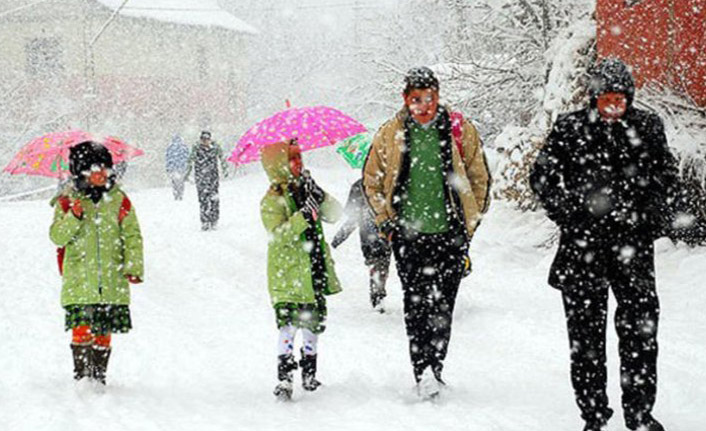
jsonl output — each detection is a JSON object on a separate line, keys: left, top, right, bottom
{"left": 363, "top": 67, "right": 491, "bottom": 399}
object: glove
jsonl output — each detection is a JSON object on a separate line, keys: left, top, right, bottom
{"left": 300, "top": 195, "right": 320, "bottom": 223}
{"left": 378, "top": 220, "right": 395, "bottom": 242}
{"left": 71, "top": 199, "right": 83, "bottom": 219}
{"left": 302, "top": 170, "right": 325, "bottom": 205}
{"left": 125, "top": 274, "right": 142, "bottom": 284}
{"left": 331, "top": 232, "right": 344, "bottom": 248}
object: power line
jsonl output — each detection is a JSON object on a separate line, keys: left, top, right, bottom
{"left": 0, "top": 0, "right": 52, "bottom": 19}
{"left": 126, "top": 4, "right": 379, "bottom": 11}
{"left": 230, "top": 1, "right": 391, "bottom": 12}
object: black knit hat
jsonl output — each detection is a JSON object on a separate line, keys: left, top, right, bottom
{"left": 69, "top": 141, "right": 113, "bottom": 177}
{"left": 403, "top": 66, "right": 439, "bottom": 94}
{"left": 588, "top": 58, "right": 636, "bottom": 106}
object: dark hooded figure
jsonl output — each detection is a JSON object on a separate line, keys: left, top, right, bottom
{"left": 530, "top": 59, "right": 678, "bottom": 431}
{"left": 331, "top": 179, "right": 392, "bottom": 312}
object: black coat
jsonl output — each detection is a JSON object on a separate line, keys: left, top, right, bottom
{"left": 331, "top": 179, "right": 390, "bottom": 263}
{"left": 530, "top": 106, "right": 680, "bottom": 289}
{"left": 186, "top": 143, "right": 226, "bottom": 190}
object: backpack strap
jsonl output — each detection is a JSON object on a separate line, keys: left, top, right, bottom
{"left": 450, "top": 111, "right": 464, "bottom": 159}
{"left": 59, "top": 195, "right": 131, "bottom": 223}
{"left": 58, "top": 196, "right": 71, "bottom": 213}
{"left": 118, "top": 196, "right": 132, "bottom": 224}
{"left": 56, "top": 196, "right": 71, "bottom": 275}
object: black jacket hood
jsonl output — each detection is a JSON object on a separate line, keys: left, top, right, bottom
{"left": 588, "top": 58, "right": 636, "bottom": 109}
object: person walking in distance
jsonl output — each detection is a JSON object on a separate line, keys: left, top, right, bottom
{"left": 165, "top": 134, "right": 189, "bottom": 200}
{"left": 185, "top": 130, "right": 228, "bottom": 230}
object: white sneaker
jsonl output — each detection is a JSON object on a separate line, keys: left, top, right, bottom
{"left": 417, "top": 368, "right": 440, "bottom": 400}
{"left": 74, "top": 377, "right": 106, "bottom": 396}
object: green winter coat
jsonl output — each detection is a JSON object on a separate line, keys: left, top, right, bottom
{"left": 260, "top": 142, "right": 343, "bottom": 306}
{"left": 49, "top": 186, "right": 144, "bottom": 307}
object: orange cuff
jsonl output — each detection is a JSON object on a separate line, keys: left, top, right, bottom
{"left": 94, "top": 334, "right": 112, "bottom": 348}
{"left": 72, "top": 325, "right": 93, "bottom": 344}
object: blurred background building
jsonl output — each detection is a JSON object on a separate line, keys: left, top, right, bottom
{"left": 0, "top": 0, "right": 256, "bottom": 191}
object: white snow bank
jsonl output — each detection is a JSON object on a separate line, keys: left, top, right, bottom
{"left": 95, "top": 0, "right": 258, "bottom": 34}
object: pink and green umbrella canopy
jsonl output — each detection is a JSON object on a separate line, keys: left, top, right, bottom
{"left": 3, "top": 130, "right": 144, "bottom": 178}
{"left": 229, "top": 105, "right": 367, "bottom": 165}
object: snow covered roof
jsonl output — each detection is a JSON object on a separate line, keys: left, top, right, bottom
{"left": 94, "top": 0, "right": 258, "bottom": 34}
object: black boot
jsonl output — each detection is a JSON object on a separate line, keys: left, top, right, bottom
{"left": 92, "top": 346, "right": 111, "bottom": 385}
{"left": 71, "top": 343, "right": 93, "bottom": 381}
{"left": 583, "top": 408, "right": 613, "bottom": 431}
{"left": 300, "top": 349, "right": 321, "bottom": 391}
{"left": 273, "top": 354, "right": 297, "bottom": 400}
{"left": 583, "top": 419, "right": 608, "bottom": 431}
{"left": 626, "top": 413, "right": 664, "bottom": 431}
{"left": 370, "top": 292, "right": 386, "bottom": 313}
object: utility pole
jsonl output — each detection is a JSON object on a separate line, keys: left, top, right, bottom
{"left": 353, "top": 0, "right": 361, "bottom": 53}
{"left": 81, "top": 0, "right": 95, "bottom": 130}
{"left": 82, "top": 0, "right": 129, "bottom": 130}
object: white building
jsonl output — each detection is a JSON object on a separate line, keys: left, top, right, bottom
{"left": 0, "top": 0, "right": 256, "bottom": 190}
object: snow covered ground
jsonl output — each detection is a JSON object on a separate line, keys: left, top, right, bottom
{"left": 1, "top": 165, "right": 705, "bottom": 431}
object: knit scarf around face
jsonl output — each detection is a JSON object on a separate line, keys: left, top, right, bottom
{"left": 74, "top": 176, "right": 114, "bottom": 203}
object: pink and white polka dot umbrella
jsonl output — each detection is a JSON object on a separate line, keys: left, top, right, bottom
{"left": 229, "top": 105, "right": 367, "bottom": 165}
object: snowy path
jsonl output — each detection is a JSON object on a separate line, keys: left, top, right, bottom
{"left": 1, "top": 167, "right": 704, "bottom": 431}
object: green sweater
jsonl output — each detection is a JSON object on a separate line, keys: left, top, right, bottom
{"left": 400, "top": 123, "right": 449, "bottom": 233}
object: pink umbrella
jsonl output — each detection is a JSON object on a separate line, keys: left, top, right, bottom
{"left": 3, "top": 130, "right": 144, "bottom": 178}
{"left": 229, "top": 105, "right": 367, "bottom": 165}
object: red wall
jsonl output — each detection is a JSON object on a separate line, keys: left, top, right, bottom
{"left": 596, "top": 0, "right": 706, "bottom": 106}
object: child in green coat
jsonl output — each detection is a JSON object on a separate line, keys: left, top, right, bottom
{"left": 50, "top": 141, "right": 144, "bottom": 386}
{"left": 259, "top": 140, "right": 342, "bottom": 400}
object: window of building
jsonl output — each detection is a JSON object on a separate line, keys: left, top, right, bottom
{"left": 25, "top": 37, "right": 63, "bottom": 76}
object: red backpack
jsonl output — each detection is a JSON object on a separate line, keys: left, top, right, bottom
{"left": 450, "top": 111, "right": 465, "bottom": 159}
{"left": 55, "top": 195, "right": 132, "bottom": 275}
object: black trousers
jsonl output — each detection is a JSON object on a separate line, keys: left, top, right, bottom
{"left": 392, "top": 229, "right": 466, "bottom": 381}
{"left": 560, "top": 236, "right": 659, "bottom": 424}
{"left": 196, "top": 180, "right": 220, "bottom": 227}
